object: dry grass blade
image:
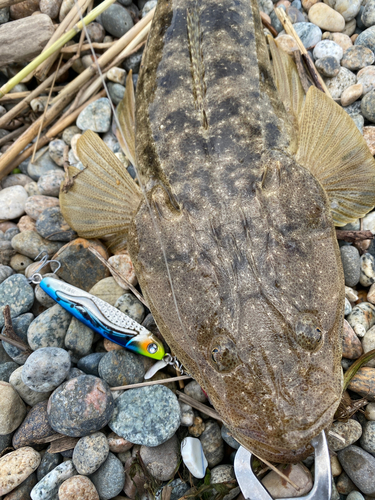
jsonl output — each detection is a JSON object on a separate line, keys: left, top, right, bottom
{"left": 61, "top": 41, "right": 114, "bottom": 53}
{"left": 110, "top": 375, "right": 191, "bottom": 391}
{"left": 116, "top": 70, "right": 136, "bottom": 166}
{"left": 344, "top": 348, "right": 375, "bottom": 390}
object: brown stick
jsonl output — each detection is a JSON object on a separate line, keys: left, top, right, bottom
{"left": 336, "top": 230, "right": 374, "bottom": 243}
{"left": 0, "top": 88, "right": 65, "bottom": 103}
{"left": 61, "top": 41, "right": 115, "bottom": 53}
{"left": 0, "top": 124, "right": 28, "bottom": 148}
{"left": 48, "top": 436, "right": 80, "bottom": 453}
{"left": 293, "top": 50, "right": 313, "bottom": 94}
{"left": 1, "top": 306, "right": 32, "bottom": 354}
{"left": 176, "top": 391, "right": 223, "bottom": 421}
{"left": 110, "top": 375, "right": 191, "bottom": 391}
{"left": 260, "top": 11, "right": 278, "bottom": 37}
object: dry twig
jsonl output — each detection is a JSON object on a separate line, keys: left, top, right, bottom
{"left": 336, "top": 230, "right": 374, "bottom": 243}
{"left": 110, "top": 375, "right": 191, "bottom": 392}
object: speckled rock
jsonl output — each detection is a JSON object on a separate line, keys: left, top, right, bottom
{"left": 89, "top": 277, "right": 124, "bottom": 306}
{"left": 342, "top": 320, "right": 363, "bottom": 359}
{"left": 52, "top": 238, "right": 109, "bottom": 292}
{"left": 27, "top": 304, "right": 71, "bottom": 350}
{"left": 76, "top": 98, "right": 111, "bottom": 133}
{"left": 338, "top": 445, "right": 375, "bottom": 495}
{"left": 308, "top": 3, "right": 345, "bottom": 32}
{"left": 58, "top": 475, "right": 99, "bottom": 500}
{"left": 34, "top": 273, "right": 60, "bottom": 308}
{"left": 292, "top": 22, "right": 322, "bottom": 49}
{"left": 324, "top": 67, "right": 357, "bottom": 99}
{"left": 0, "top": 186, "right": 28, "bottom": 220}
{"left": 365, "top": 402, "right": 375, "bottom": 420}
{"left": 348, "top": 367, "right": 375, "bottom": 400}
{"left": 335, "top": 0, "right": 361, "bottom": 22}
{"left": 11, "top": 231, "right": 62, "bottom": 259}
{"left": 362, "top": 0, "right": 375, "bottom": 28}
{"left": 313, "top": 40, "right": 344, "bottom": 61}
{"left": 30, "top": 460, "right": 77, "bottom": 500}
{"left": 347, "top": 302, "right": 375, "bottom": 337}
{"left": 27, "top": 146, "right": 62, "bottom": 181}
{"left": 47, "top": 139, "right": 65, "bottom": 167}
{"left": 342, "top": 46, "right": 375, "bottom": 71}
{"left": 199, "top": 420, "right": 224, "bottom": 468}
{"left": 140, "top": 435, "right": 179, "bottom": 481}
{"left": 261, "top": 463, "right": 313, "bottom": 499}
{"left": 22, "top": 347, "right": 71, "bottom": 392}
{"left": 0, "top": 274, "right": 34, "bottom": 328}
{"left": 62, "top": 126, "right": 80, "bottom": 146}
{"left": 37, "top": 170, "right": 64, "bottom": 197}
{"left": 73, "top": 432, "right": 109, "bottom": 475}
{"left": 47, "top": 375, "right": 114, "bottom": 437}
{"left": 364, "top": 126, "right": 375, "bottom": 155}
{"left": 0, "top": 381, "right": 26, "bottom": 434}
{"left": 77, "top": 353, "right": 106, "bottom": 376}
{"left": 361, "top": 89, "right": 375, "bottom": 123}
{"left": 89, "top": 452, "right": 124, "bottom": 500}
{"left": 341, "top": 245, "right": 361, "bottom": 287}
{"left": 107, "top": 253, "right": 137, "bottom": 290}
{"left": 0, "top": 174, "right": 30, "bottom": 191}
{"left": 315, "top": 56, "right": 340, "bottom": 77}
{"left": 359, "top": 420, "right": 375, "bottom": 454}
{"left": 114, "top": 293, "right": 145, "bottom": 323}
{"left": 37, "top": 452, "right": 62, "bottom": 481}
{"left": 24, "top": 181, "right": 41, "bottom": 197}
{"left": 107, "top": 67, "right": 126, "bottom": 85}
{"left": 336, "top": 471, "right": 356, "bottom": 495}
{"left": 17, "top": 215, "right": 36, "bottom": 233}
{"left": 4, "top": 471, "right": 37, "bottom": 500}
{"left": 355, "top": 25, "right": 375, "bottom": 53}
{"left": 12, "top": 401, "right": 55, "bottom": 450}
{"left": 36, "top": 207, "right": 76, "bottom": 242}
{"left": 360, "top": 253, "right": 375, "bottom": 287}
{"left": 0, "top": 265, "right": 14, "bottom": 284}
{"left": 0, "top": 240, "right": 15, "bottom": 267}
{"left": 180, "top": 402, "right": 195, "bottom": 427}
{"left": 107, "top": 432, "right": 133, "bottom": 453}
{"left": 341, "top": 83, "right": 363, "bottom": 106}
{"left": 25, "top": 195, "right": 59, "bottom": 221}
{"left": 362, "top": 325, "right": 375, "bottom": 367}
{"left": 328, "top": 420, "right": 362, "bottom": 451}
{"left": 98, "top": 350, "right": 144, "bottom": 387}
{"left": 64, "top": 317, "right": 94, "bottom": 358}
{"left": 109, "top": 384, "right": 181, "bottom": 446}
{"left": 0, "top": 361, "right": 18, "bottom": 382}
{"left": 0, "top": 447, "right": 40, "bottom": 496}
{"left": 184, "top": 380, "right": 208, "bottom": 403}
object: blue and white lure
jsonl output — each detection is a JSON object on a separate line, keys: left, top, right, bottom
{"left": 28, "top": 253, "right": 165, "bottom": 360}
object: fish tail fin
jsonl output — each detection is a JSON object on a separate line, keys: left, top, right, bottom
{"left": 116, "top": 70, "right": 136, "bottom": 166}
{"left": 60, "top": 130, "right": 142, "bottom": 252}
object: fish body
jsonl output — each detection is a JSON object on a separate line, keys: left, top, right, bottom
{"left": 61, "top": 0, "right": 375, "bottom": 463}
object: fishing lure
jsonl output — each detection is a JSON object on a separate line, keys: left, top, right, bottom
{"left": 28, "top": 254, "right": 165, "bottom": 360}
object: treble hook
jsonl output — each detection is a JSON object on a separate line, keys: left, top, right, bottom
{"left": 28, "top": 251, "right": 62, "bottom": 284}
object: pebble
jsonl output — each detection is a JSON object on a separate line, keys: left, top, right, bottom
{"left": 0, "top": 447, "right": 40, "bottom": 496}
{"left": 180, "top": 402, "right": 195, "bottom": 427}
{"left": 360, "top": 253, "right": 375, "bottom": 286}
{"left": 85, "top": 22, "right": 105, "bottom": 42}
{"left": 37, "top": 452, "right": 62, "bottom": 481}
{"left": 0, "top": 361, "right": 18, "bottom": 382}
{"left": 65, "top": 317, "right": 94, "bottom": 358}
{"left": 362, "top": 0, "right": 375, "bottom": 28}
{"left": 37, "top": 170, "right": 65, "bottom": 197}
{"left": 10, "top": 253, "right": 32, "bottom": 274}
{"left": 27, "top": 146, "right": 62, "bottom": 181}
{"left": 338, "top": 445, "right": 375, "bottom": 495}
{"left": 109, "top": 384, "right": 181, "bottom": 446}
{"left": 335, "top": 0, "right": 361, "bottom": 22}
{"left": 337, "top": 471, "right": 357, "bottom": 494}
{"left": 0, "top": 432, "right": 12, "bottom": 454}
{"left": 18, "top": 215, "right": 37, "bottom": 233}
{"left": 362, "top": 88, "right": 375, "bottom": 122}
{"left": 48, "top": 139, "right": 65, "bottom": 167}
{"left": 101, "top": 4, "right": 133, "bottom": 38}
{"left": 11, "top": 230, "right": 62, "bottom": 259}
{"left": 0, "top": 186, "right": 28, "bottom": 220}
{"left": 34, "top": 272, "right": 60, "bottom": 308}
{"left": 0, "top": 240, "right": 15, "bottom": 267}
{"left": 308, "top": 3, "right": 345, "bottom": 32}
{"left": 52, "top": 238, "right": 109, "bottom": 292}
{"left": 4, "top": 227, "right": 19, "bottom": 241}
{"left": 342, "top": 46, "right": 375, "bottom": 71}
{"left": 140, "top": 435, "right": 179, "bottom": 481}
{"left": 76, "top": 98, "right": 111, "bottom": 133}
{"left": 98, "top": 350, "right": 144, "bottom": 387}
{"left": 343, "top": 18, "right": 357, "bottom": 37}
{"left": 5, "top": 471, "right": 37, "bottom": 499}
{"left": 59, "top": 0, "right": 73, "bottom": 21}
{"left": 89, "top": 452, "right": 125, "bottom": 500}
{"left": 342, "top": 320, "right": 363, "bottom": 359}
{"left": 184, "top": 380, "right": 208, "bottom": 403}
{"left": 39, "top": 0, "right": 63, "bottom": 19}
{"left": 355, "top": 25, "right": 375, "bottom": 53}
{"left": 221, "top": 425, "right": 240, "bottom": 450}
{"left": 142, "top": 0, "right": 156, "bottom": 17}
{"left": 181, "top": 437, "right": 208, "bottom": 479}
{"left": 341, "top": 83, "right": 363, "bottom": 106}
{"left": 107, "top": 67, "right": 126, "bottom": 85}
{"left": 261, "top": 463, "right": 313, "bottom": 498}
{"left": 72, "top": 432, "right": 109, "bottom": 475}
{"left": 347, "top": 302, "right": 375, "bottom": 337}
{"left": 27, "top": 304, "right": 71, "bottom": 350}
{"left": 1, "top": 174, "right": 32, "bottom": 189}
{"left": 363, "top": 126, "right": 375, "bottom": 156}
{"left": 12, "top": 401, "right": 55, "bottom": 449}
{"left": 287, "top": 6, "right": 305, "bottom": 24}
{"left": 287, "top": 22, "right": 322, "bottom": 49}
{"left": 36, "top": 206, "right": 76, "bottom": 242}
{"left": 30, "top": 460, "right": 77, "bottom": 500}
{"left": 62, "top": 126, "right": 80, "bottom": 146}
{"left": 0, "top": 381, "right": 26, "bottom": 434}
{"left": 347, "top": 492, "right": 365, "bottom": 500}
{"left": 199, "top": 420, "right": 224, "bottom": 468}
{"left": 25, "top": 195, "right": 59, "bottom": 221}
{"left": 10, "top": 0, "right": 39, "bottom": 19}
{"left": 331, "top": 455, "right": 342, "bottom": 477}
{"left": 0, "top": 274, "right": 34, "bottom": 328}
{"left": 352, "top": 113, "right": 364, "bottom": 133}
{"left": 323, "top": 32, "right": 353, "bottom": 52}
{"left": 348, "top": 367, "right": 375, "bottom": 400}
{"left": 341, "top": 245, "right": 361, "bottom": 287}
{"left": 115, "top": 293, "right": 145, "bottom": 323}
{"left": 77, "top": 353, "right": 106, "bottom": 376}
{"left": 107, "top": 432, "right": 132, "bottom": 453}
{"left": 362, "top": 325, "right": 375, "bottom": 367}
{"left": 189, "top": 415, "right": 205, "bottom": 437}
{"left": 328, "top": 420, "right": 363, "bottom": 451}
{"left": 324, "top": 67, "right": 357, "bottom": 99}
{"left": 315, "top": 56, "right": 340, "bottom": 77}
{"left": 108, "top": 253, "right": 137, "bottom": 290}
{"left": 359, "top": 420, "right": 375, "bottom": 455}
{"left": 58, "top": 475, "right": 99, "bottom": 500}
{"left": 47, "top": 375, "right": 114, "bottom": 437}
{"left": 22, "top": 347, "right": 71, "bottom": 392}
{"left": 10, "top": 366, "right": 51, "bottom": 406}
{"left": 88, "top": 277, "right": 124, "bottom": 307}
{"left": 0, "top": 265, "right": 14, "bottom": 284}
{"left": 107, "top": 82, "right": 125, "bottom": 105}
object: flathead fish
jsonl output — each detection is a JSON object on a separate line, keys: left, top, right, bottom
{"left": 61, "top": 0, "right": 375, "bottom": 462}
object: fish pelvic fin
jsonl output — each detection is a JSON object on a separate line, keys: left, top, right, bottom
{"left": 116, "top": 70, "right": 136, "bottom": 167}
{"left": 60, "top": 130, "right": 142, "bottom": 252}
{"left": 296, "top": 86, "right": 375, "bottom": 226}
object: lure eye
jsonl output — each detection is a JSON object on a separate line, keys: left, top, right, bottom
{"left": 147, "top": 343, "right": 158, "bottom": 354}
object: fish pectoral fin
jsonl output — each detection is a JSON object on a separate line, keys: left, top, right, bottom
{"left": 268, "top": 36, "right": 305, "bottom": 154}
{"left": 296, "top": 86, "right": 375, "bottom": 226}
{"left": 60, "top": 130, "right": 142, "bottom": 252}
{"left": 116, "top": 70, "right": 137, "bottom": 166}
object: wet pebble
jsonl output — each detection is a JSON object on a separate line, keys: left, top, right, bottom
{"left": 115, "top": 292, "right": 145, "bottom": 322}
{"left": 328, "top": 420, "right": 362, "bottom": 451}
{"left": 261, "top": 463, "right": 313, "bottom": 499}
{"left": 37, "top": 452, "right": 62, "bottom": 481}
{"left": 315, "top": 56, "right": 340, "bottom": 77}
{"left": 338, "top": 445, "right": 375, "bottom": 495}
{"left": 0, "top": 447, "right": 40, "bottom": 496}
{"left": 72, "top": 432, "right": 109, "bottom": 475}
{"left": 22, "top": 347, "right": 71, "bottom": 392}
{"left": 0, "top": 381, "right": 26, "bottom": 434}
{"left": 37, "top": 170, "right": 65, "bottom": 197}
{"left": 313, "top": 40, "right": 343, "bottom": 61}
{"left": 77, "top": 352, "right": 106, "bottom": 376}
{"left": 27, "top": 303, "right": 71, "bottom": 349}
{"left": 59, "top": 475, "right": 99, "bottom": 500}
{"left": 221, "top": 424, "right": 240, "bottom": 450}
{"left": 65, "top": 317, "right": 94, "bottom": 358}
{"left": 0, "top": 186, "right": 28, "bottom": 220}
{"left": 89, "top": 452, "right": 125, "bottom": 500}
{"left": 36, "top": 206, "right": 76, "bottom": 242}
{"left": 291, "top": 22, "right": 322, "bottom": 49}
{"left": 47, "top": 375, "right": 114, "bottom": 437}
{"left": 109, "top": 384, "right": 181, "bottom": 446}
{"left": 76, "top": 98, "right": 111, "bottom": 133}
{"left": 308, "top": 3, "right": 345, "bottom": 32}
{"left": 30, "top": 460, "right": 77, "bottom": 500}
{"left": 199, "top": 420, "right": 224, "bottom": 468}
{"left": 342, "top": 320, "right": 363, "bottom": 359}
{"left": 98, "top": 350, "right": 144, "bottom": 387}
{"left": 324, "top": 67, "right": 357, "bottom": 99}
{"left": 11, "top": 230, "right": 62, "bottom": 259}
{"left": 341, "top": 245, "right": 361, "bottom": 287}
{"left": 140, "top": 435, "right": 179, "bottom": 481}
{"left": 0, "top": 274, "right": 34, "bottom": 328}
{"left": 48, "top": 139, "right": 66, "bottom": 167}
{"left": 9, "top": 366, "right": 51, "bottom": 406}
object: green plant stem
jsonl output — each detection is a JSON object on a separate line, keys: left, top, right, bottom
{"left": 0, "top": 0, "right": 117, "bottom": 98}
{"left": 344, "top": 348, "right": 375, "bottom": 391}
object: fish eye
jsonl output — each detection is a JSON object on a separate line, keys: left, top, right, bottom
{"left": 211, "top": 347, "right": 220, "bottom": 363}
{"left": 295, "top": 314, "right": 323, "bottom": 351}
{"left": 209, "top": 335, "right": 240, "bottom": 372}
{"left": 147, "top": 343, "right": 158, "bottom": 354}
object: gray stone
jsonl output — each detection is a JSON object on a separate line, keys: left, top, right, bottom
{"left": 101, "top": 4, "right": 133, "bottom": 38}
{"left": 73, "top": 431, "right": 109, "bottom": 475}
{"left": 11, "top": 230, "right": 62, "bottom": 259}
{"left": 114, "top": 292, "right": 145, "bottom": 323}
{"left": 335, "top": 0, "right": 361, "bottom": 22}
{"left": 98, "top": 349, "right": 144, "bottom": 387}
{"left": 362, "top": 89, "right": 375, "bottom": 123}
{"left": 0, "top": 186, "right": 28, "bottom": 220}
{"left": 122, "top": 46, "right": 144, "bottom": 74}
{"left": 30, "top": 460, "right": 76, "bottom": 500}
{"left": 37, "top": 452, "right": 62, "bottom": 481}
{"left": 362, "top": 0, "right": 375, "bottom": 28}
{"left": 27, "top": 304, "right": 71, "bottom": 350}
{"left": 140, "top": 435, "right": 179, "bottom": 481}
{"left": 27, "top": 146, "right": 62, "bottom": 181}
{"left": 25, "top": 195, "right": 59, "bottom": 220}
{"left": 347, "top": 492, "right": 365, "bottom": 500}
{"left": 48, "top": 139, "right": 66, "bottom": 167}
{"left": 184, "top": 380, "right": 208, "bottom": 403}
{"left": 0, "top": 381, "right": 27, "bottom": 434}
{"left": 258, "top": 0, "right": 273, "bottom": 15}
{"left": 179, "top": 402, "right": 194, "bottom": 427}
{"left": 0, "top": 361, "right": 18, "bottom": 382}
{"left": 107, "top": 82, "right": 125, "bottom": 105}
{"left": 199, "top": 420, "right": 224, "bottom": 468}
{"left": 35, "top": 273, "right": 61, "bottom": 308}
{"left": 352, "top": 114, "right": 364, "bottom": 134}
{"left": 360, "top": 420, "right": 375, "bottom": 454}
{"left": 109, "top": 384, "right": 181, "bottom": 446}
{"left": 0, "top": 240, "right": 15, "bottom": 266}
{"left": 324, "top": 67, "right": 357, "bottom": 99}
{"left": 62, "top": 126, "right": 80, "bottom": 146}
{"left": 35, "top": 206, "right": 77, "bottom": 242}
{"left": 315, "top": 56, "right": 340, "bottom": 77}
{"left": 328, "top": 420, "right": 362, "bottom": 451}
{"left": 340, "top": 245, "right": 361, "bottom": 287}
{"left": 0, "top": 6, "right": 9, "bottom": 23}
{"left": 221, "top": 424, "right": 241, "bottom": 450}
{"left": 342, "top": 46, "right": 375, "bottom": 71}
{"left": 0, "top": 265, "right": 14, "bottom": 284}
{"left": 169, "top": 479, "right": 190, "bottom": 500}
{"left": 22, "top": 347, "right": 71, "bottom": 392}
{"left": 355, "top": 25, "right": 375, "bottom": 53}
{"left": 89, "top": 452, "right": 125, "bottom": 500}
{"left": 0, "top": 274, "right": 34, "bottom": 328}
{"left": 77, "top": 352, "right": 106, "bottom": 376}
{"left": 76, "top": 98, "right": 111, "bottom": 133}
{"left": 9, "top": 366, "right": 51, "bottom": 406}
{"left": 37, "top": 169, "right": 65, "bottom": 197}
{"left": 292, "top": 22, "right": 322, "bottom": 49}
{"left": 338, "top": 445, "right": 375, "bottom": 495}
{"left": 65, "top": 317, "right": 94, "bottom": 358}
{"left": 2, "top": 312, "right": 32, "bottom": 364}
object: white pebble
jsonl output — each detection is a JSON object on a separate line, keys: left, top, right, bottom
{"left": 181, "top": 437, "right": 208, "bottom": 479}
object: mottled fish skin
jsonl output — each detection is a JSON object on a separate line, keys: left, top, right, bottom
{"left": 130, "top": 0, "right": 344, "bottom": 462}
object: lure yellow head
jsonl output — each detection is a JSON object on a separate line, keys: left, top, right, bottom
{"left": 126, "top": 333, "right": 165, "bottom": 360}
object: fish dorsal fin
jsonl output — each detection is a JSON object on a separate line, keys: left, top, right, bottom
{"left": 116, "top": 70, "right": 136, "bottom": 167}
{"left": 60, "top": 130, "right": 142, "bottom": 251}
{"left": 268, "top": 36, "right": 305, "bottom": 154}
{"left": 296, "top": 86, "right": 375, "bottom": 226}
